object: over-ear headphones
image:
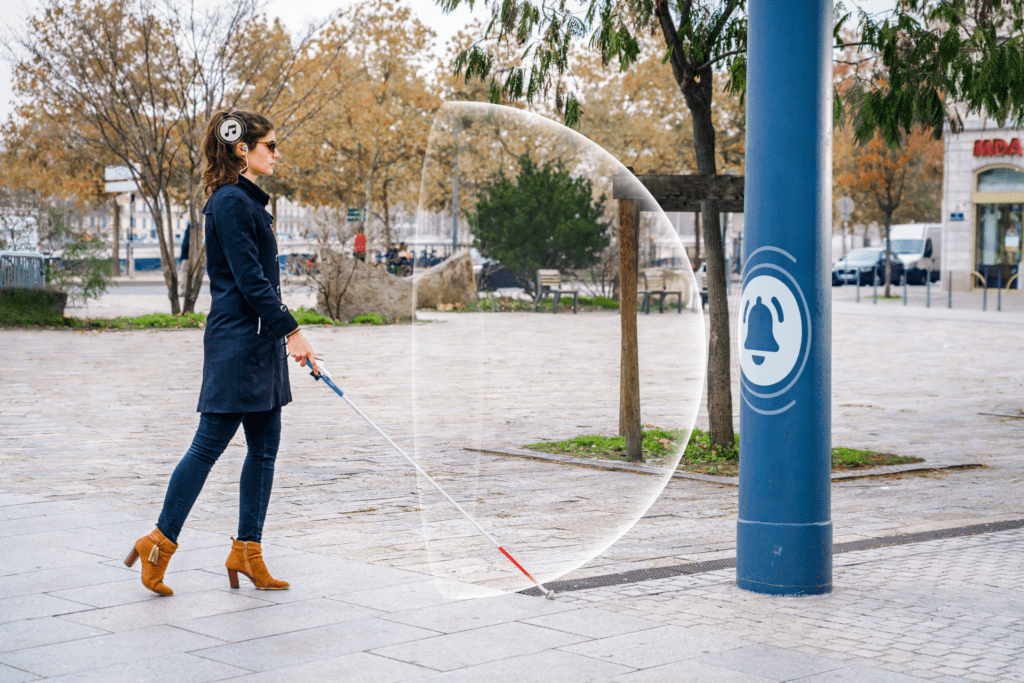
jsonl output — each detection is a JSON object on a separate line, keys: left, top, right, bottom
{"left": 216, "top": 112, "right": 246, "bottom": 146}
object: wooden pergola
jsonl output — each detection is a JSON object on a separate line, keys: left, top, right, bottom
{"left": 612, "top": 172, "right": 746, "bottom": 461}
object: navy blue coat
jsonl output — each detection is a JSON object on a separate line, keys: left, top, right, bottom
{"left": 197, "top": 175, "right": 298, "bottom": 413}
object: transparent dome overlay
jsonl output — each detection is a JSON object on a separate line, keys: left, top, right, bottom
{"left": 411, "top": 103, "right": 707, "bottom": 597}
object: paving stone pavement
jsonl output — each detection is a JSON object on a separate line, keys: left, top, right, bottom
{"left": 0, "top": 294, "right": 1022, "bottom": 681}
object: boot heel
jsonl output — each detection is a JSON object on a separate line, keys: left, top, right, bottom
{"left": 228, "top": 569, "right": 239, "bottom": 589}
{"left": 124, "top": 547, "right": 139, "bottom": 567}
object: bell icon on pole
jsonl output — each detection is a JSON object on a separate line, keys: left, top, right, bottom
{"left": 743, "top": 296, "right": 781, "bottom": 365}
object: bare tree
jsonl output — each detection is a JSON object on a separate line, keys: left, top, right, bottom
{"left": 6, "top": 0, "right": 351, "bottom": 314}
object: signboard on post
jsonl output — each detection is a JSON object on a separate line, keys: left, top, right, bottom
{"left": 738, "top": 0, "right": 833, "bottom": 596}
{"left": 104, "top": 165, "right": 140, "bottom": 194}
{"left": 346, "top": 208, "right": 367, "bottom": 222}
{"left": 837, "top": 196, "right": 855, "bottom": 222}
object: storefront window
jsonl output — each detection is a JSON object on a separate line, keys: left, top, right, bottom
{"left": 977, "top": 167, "right": 1024, "bottom": 192}
{"left": 976, "top": 204, "right": 1022, "bottom": 287}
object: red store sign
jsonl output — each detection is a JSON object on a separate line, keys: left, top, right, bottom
{"left": 974, "top": 138, "right": 1023, "bottom": 156}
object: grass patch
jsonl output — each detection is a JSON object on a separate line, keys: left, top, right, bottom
{"left": 2, "top": 305, "right": 402, "bottom": 329}
{"left": 293, "top": 306, "right": 343, "bottom": 326}
{"left": 525, "top": 428, "right": 921, "bottom": 476}
{"left": 830, "top": 447, "right": 922, "bottom": 469}
{"left": 0, "top": 311, "right": 208, "bottom": 330}
{"left": 433, "top": 295, "right": 654, "bottom": 313}
{"left": 351, "top": 312, "right": 387, "bottom": 325}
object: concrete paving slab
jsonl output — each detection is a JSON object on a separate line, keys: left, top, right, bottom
{"left": 795, "top": 664, "right": 937, "bottom": 682}
{"left": 59, "top": 590, "right": 272, "bottom": 633}
{"left": 416, "top": 649, "right": 634, "bottom": 682}
{"left": 331, "top": 579, "right": 468, "bottom": 613}
{"left": 0, "top": 594, "right": 93, "bottom": 624}
{"left": 0, "top": 625, "right": 224, "bottom": 678}
{"left": 520, "top": 606, "right": 664, "bottom": 639}
{"left": 559, "top": 625, "right": 753, "bottom": 670}
{"left": 378, "top": 592, "right": 574, "bottom": 634}
{"left": 0, "top": 617, "right": 108, "bottom": 653}
{"left": 217, "top": 651, "right": 433, "bottom": 683}
{"left": 174, "top": 597, "right": 383, "bottom": 642}
{"left": 369, "top": 621, "right": 589, "bottom": 672}
{"left": 50, "top": 569, "right": 232, "bottom": 609}
{"left": 38, "top": 652, "right": 249, "bottom": 683}
{"left": 0, "top": 548, "right": 109, "bottom": 579}
{"left": 695, "top": 645, "right": 847, "bottom": 680}
{"left": 194, "top": 617, "right": 437, "bottom": 672}
{"left": 0, "top": 563, "right": 138, "bottom": 601}
{"left": 609, "top": 658, "right": 780, "bottom": 682}
{"left": 0, "top": 494, "right": 47, "bottom": 508}
{"left": 0, "top": 512, "right": 146, "bottom": 539}
{"left": 0, "top": 662, "right": 39, "bottom": 683}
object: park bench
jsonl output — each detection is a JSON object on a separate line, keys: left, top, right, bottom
{"left": 533, "top": 269, "right": 579, "bottom": 314}
{"left": 638, "top": 271, "right": 683, "bottom": 314}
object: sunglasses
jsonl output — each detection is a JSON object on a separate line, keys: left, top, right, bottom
{"left": 256, "top": 140, "right": 277, "bottom": 153}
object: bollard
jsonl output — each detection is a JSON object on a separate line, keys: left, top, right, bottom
{"left": 903, "top": 275, "right": 907, "bottom": 306}
{"left": 983, "top": 279, "right": 987, "bottom": 311}
{"left": 873, "top": 269, "right": 878, "bottom": 305}
{"left": 948, "top": 271, "right": 952, "bottom": 308}
{"left": 998, "top": 273, "right": 1002, "bottom": 311}
{"left": 856, "top": 272, "right": 860, "bottom": 303}
{"left": 926, "top": 272, "right": 930, "bottom": 307}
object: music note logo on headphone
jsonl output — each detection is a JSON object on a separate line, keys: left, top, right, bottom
{"left": 217, "top": 115, "right": 246, "bottom": 144}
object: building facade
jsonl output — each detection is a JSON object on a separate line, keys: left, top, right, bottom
{"left": 943, "top": 114, "right": 1023, "bottom": 291}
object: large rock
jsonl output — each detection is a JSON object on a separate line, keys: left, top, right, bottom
{"left": 412, "top": 249, "right": 477, "bottom": 309}
{"left": 640, "top": 267, "right": 692, "bottom": 307}
{"left": 316, "top": 251, "right": 413, "bottom": 322}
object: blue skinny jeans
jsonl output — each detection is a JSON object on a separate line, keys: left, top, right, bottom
{"left": 157, "top": 407, "right": 281, "bottom": 544}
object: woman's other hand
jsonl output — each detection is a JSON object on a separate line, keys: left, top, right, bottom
{"left": 286, "top": 331, "right": 318, "bottom": 375}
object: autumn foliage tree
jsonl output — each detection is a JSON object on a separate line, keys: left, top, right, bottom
{"left": 835, "top": 124, "right": 942, "bottom": 295}
{"left": 3, "top": 0, "right": 348, "bottom": 314}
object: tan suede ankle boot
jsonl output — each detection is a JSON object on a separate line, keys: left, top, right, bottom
{"left": 125, "top": 528, "right": 177, "bottom": 596}
{"left": 225, "top": 538, "right": 289, "bottom": 590}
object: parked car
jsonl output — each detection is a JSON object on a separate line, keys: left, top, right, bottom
{"left": 832, "top": 247, "right": 906, "bottom": 286}
{"left": 476, "top": 261, "right": 520, "bottom": 290}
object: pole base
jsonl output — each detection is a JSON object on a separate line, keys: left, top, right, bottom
{"left": 736, "top": 519, "right": 832, "bottom": 596}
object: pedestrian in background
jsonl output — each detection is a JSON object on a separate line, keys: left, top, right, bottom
{"left": 125, "top": 110, "right": 317, "bottom": 596}
{"left": 353, "top": 225, "right": 367, "bottom": 262}
{"left": 177, "top": 221, "right": 190, "bottom": 295}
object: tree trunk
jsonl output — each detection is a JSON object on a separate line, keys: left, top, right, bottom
{"left": 618, "top": 198, "right": 642, "bottom": 462}
{"left": 148, "top": 189, "right": 180, "bottom": 315}
{"left": 682, "top": 73, "right": 735, "bottom": 449}
{"left": 382, "top": 180, "right": 391, "bottom": 253}
{"left": 111, "top": 198, "right": 121, "bottom": 276}
{"left": 182, "top": 184, "right": 206, "bottom": 315}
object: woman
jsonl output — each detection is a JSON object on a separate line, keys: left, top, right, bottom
{"left": 124, "top": 110, "right": 317, "bottom": 595}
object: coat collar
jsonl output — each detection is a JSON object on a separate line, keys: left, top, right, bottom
{"left": 236, "top": 174, "right": 270, "bottom": 207}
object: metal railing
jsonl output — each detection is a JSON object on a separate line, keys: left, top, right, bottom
{"left": 0, "top": 251, "right": 46, "bottom": 289}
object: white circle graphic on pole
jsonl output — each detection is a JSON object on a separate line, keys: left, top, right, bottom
{"left": 739, "top": 274, "right": 802, "bottom": 386}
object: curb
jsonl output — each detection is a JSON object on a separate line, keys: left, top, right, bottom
{"left": 465, "top": 447, "right": 984, "bottom": 487}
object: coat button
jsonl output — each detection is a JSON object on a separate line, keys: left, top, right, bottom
{"left": 280, "top": 304, "right": 287, "bottom": 312}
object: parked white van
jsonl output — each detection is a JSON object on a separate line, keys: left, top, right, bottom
{"left": 889, "top": 223, "right": 941, "bottom": 284}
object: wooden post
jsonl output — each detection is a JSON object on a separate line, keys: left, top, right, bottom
{"left": 619, "top": 198, "right": 642, "bottom": 463}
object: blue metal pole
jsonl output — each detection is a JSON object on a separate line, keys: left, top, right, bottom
{"left": 738, "top": 0, "right": 832, "bottom": 595}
